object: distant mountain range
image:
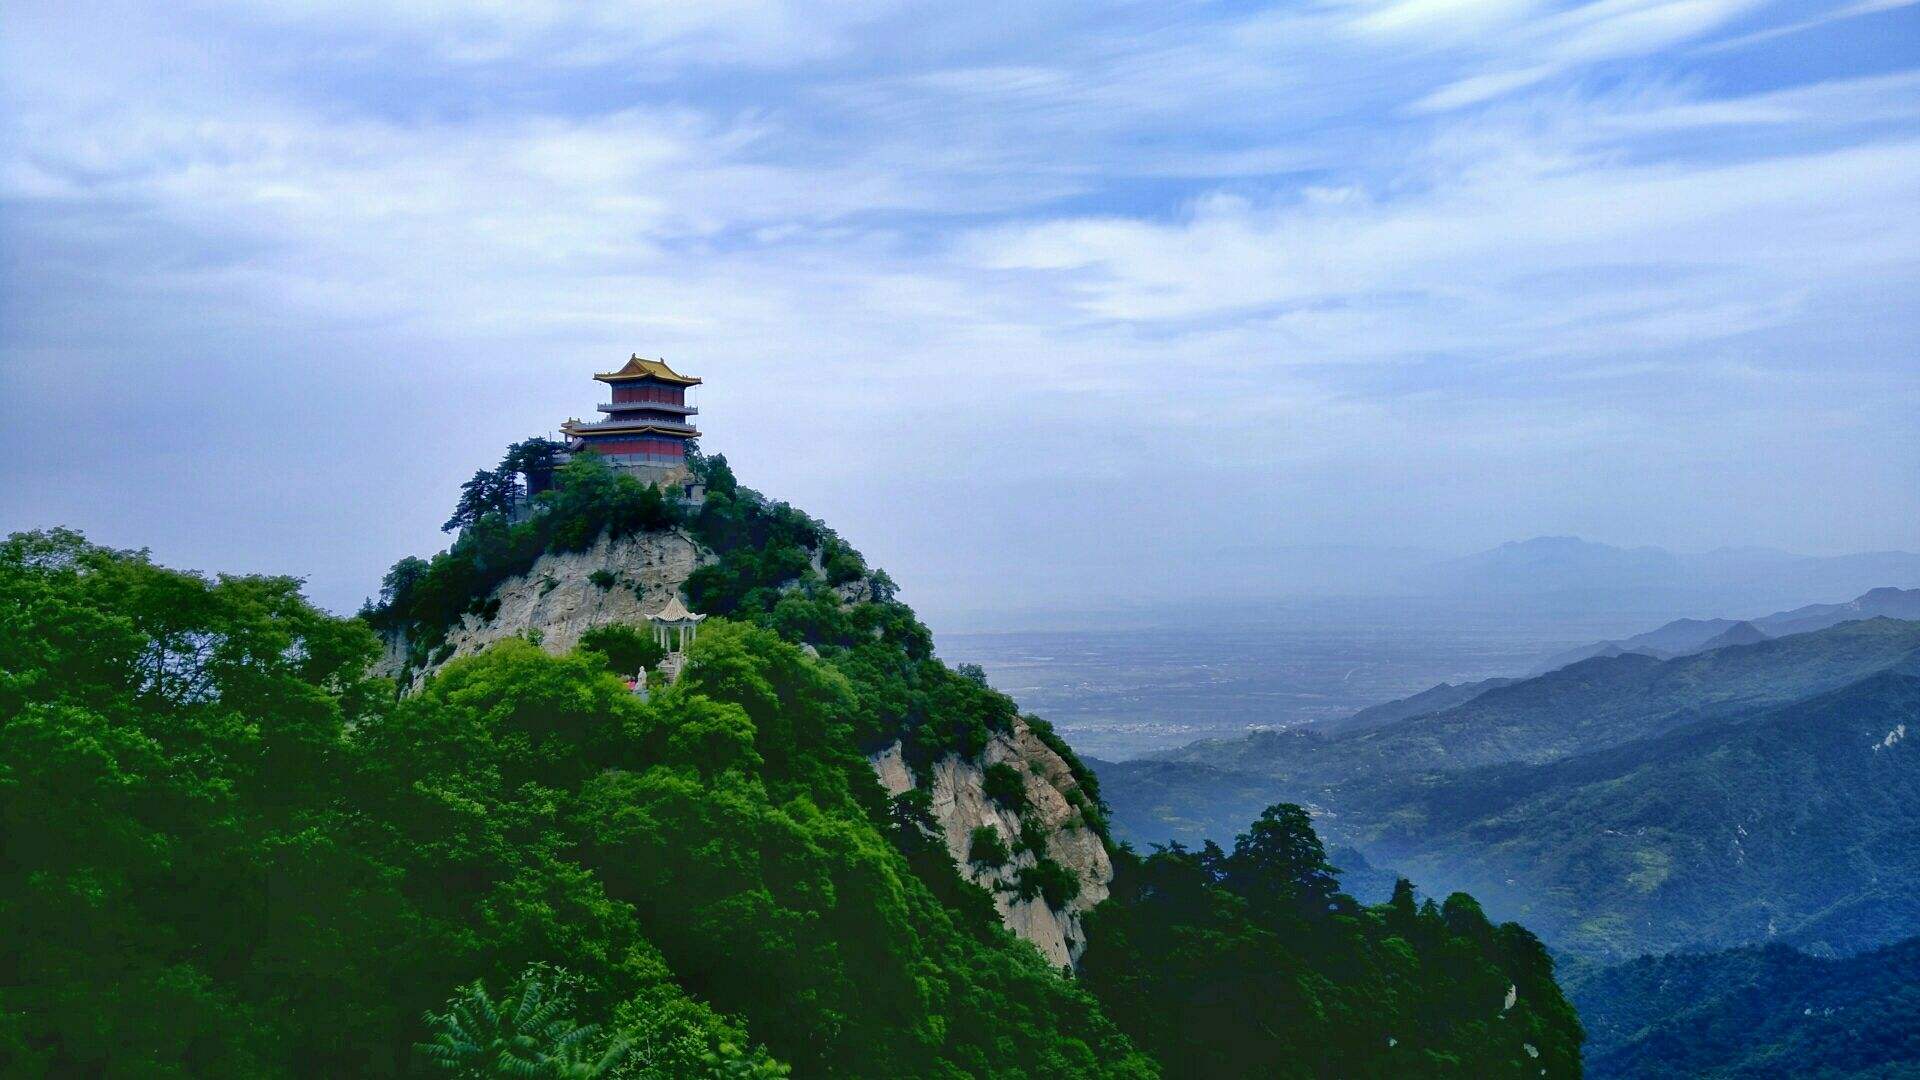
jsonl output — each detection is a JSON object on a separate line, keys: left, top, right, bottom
{"left": 1399, "top": 536, "right": 1920, "bottom": 615}
{"left": 1095, "top": 615, "right": 1920, "bottom": 963}
{"left": 1312, "top": 676, "right": 1520, "bottom": 737}
{"left": 1529, "top": 587, "right": 1920, "bottom": 674}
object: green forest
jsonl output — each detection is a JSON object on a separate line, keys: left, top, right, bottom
{"left": 1572, "top": 938, "right": 1920, "bottom": 1078}
{"left": 0, "top": 450, "right": 1581, "bottom": 1077}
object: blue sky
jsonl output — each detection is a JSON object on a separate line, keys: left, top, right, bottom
{"left": 3, "top": 0, "right": 1917, "bottom": 625}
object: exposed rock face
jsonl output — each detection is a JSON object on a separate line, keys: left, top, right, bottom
{"left": 377, "top": 526, "right": 1113, "bottom": 967}
{"left": 871, "top": 720, "right": 1113, "bottom": 970}
{"left": 376, "top": 528, "right": 709, "bottom": 685}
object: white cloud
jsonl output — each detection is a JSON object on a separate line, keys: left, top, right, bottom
{"left": 1696, "top": 0, "right": 1920, "bottom": 52}
{"left": 1416, "top": 66, "right": 1559, "bottom": 111}
{"left": 1411, "top": 0, "right": 1771, "bottom": 111}
{"left": 3, "top": 1, "right": 1917, "bottom": 614}
{"left": 202, "top": 0, "right": 900, "bottom": 67}
{"left": 968, "top": 87, "right": 1920, "bottom": 376}
{"left": 1351, "top": 0, "right": 1543, "bottom": 36}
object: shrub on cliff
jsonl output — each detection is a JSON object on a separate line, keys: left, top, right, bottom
{"left": 983, "top": 762, "right": 1029, "bottom": 813}
{"left": 1017, "top": 858, "right": 1083, "bottom": 909}
{"left": 968, "top": 826, "right": 1011, "bottom": 868}
{"left": 366, "top": 444, "right": 1084, "bottom": 813}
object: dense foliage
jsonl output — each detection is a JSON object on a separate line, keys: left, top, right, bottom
{"left": 417, "top": 965, "right": 643, "bottom": 1078}
{"left": 442, "top": 439, "right": 566, "bottom": 534}
{"left": 1081, "top": 806, "right": 1582, "bottom": 1078}
{"left": 1571, "top": 936, "right": 1920, "bottom": 1079}
{"left": 0, "top": 530, "right": 1151, "bottom": 1076}
{"left": 577, "top": 623, "right": 667, "bottom": 678}
{"left": 370, "top": 446, "right": 1108, "bottom": 805}
{"left": 5, "top": 452, "right": 1585, "bottom": 1076}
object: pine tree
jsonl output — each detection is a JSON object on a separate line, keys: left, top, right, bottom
{"left": 442, "top": 469, "right": 521, "bottom": 533}
{"left": 1225, "top": 804, "right": 1344, "bottom": 918}
{"left": 1386, "top": 877, "right": 1419, "bottom": 935}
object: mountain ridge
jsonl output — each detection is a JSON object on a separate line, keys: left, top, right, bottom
{"left": 1159, "top": 617, "right": 1920, "bottom": 784}
{"left": 1571, "top": 935, "right": 1920, "bottom": 1079}
{"left": 1100, "top": 617, "right": 1920, "bottom": 961}
{"left": 1528, "top": 585, "right": 1920, "bottom": 675}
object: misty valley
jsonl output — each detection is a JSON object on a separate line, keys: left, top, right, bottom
{"left": 1026, "top": 580, "right": 1920, "bottom": 1078}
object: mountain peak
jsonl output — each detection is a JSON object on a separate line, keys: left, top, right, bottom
{"left": 1697, "top": 620, "right": 1770, "bottom": 651}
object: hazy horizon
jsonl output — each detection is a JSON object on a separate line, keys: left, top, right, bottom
{"left": 5, "top": 1, "right": 1918, "bottom": 630}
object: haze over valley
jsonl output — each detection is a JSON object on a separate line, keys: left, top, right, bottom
{"left": 943, "top": 539, "right": 1920, "bottom": 758}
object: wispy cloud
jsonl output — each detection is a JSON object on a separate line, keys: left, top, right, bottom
{"left": 1409, "top": 0, "right": 1772, "bottom": 110}
{"left": 1695, "top": 0, "right": 1920, "bottom": 52}
{"left": 2, "top": 0, "right": 1916, "bottom": 616}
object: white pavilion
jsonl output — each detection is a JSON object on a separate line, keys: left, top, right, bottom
{"left": 648, "top": 595, "right": 705, "bottom": 653}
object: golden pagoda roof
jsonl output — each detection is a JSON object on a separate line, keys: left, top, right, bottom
{"left": 594, "top": 354, "right": 702, "bottom": 386}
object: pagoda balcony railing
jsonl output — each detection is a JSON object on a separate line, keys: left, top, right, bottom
{"left": 567, "top": 418, "right": 699, "bottom": 435}
{"left": 598, "top": 401, "right": 697, "bottom": 415}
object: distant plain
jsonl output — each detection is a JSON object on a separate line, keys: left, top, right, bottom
{"left": 940, "top": 600, "right": 1650, "bottom": 760}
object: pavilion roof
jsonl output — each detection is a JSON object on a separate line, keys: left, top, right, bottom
{"left": 649, "top": 595, "right": 705, "bottom": 623}
{"left": 594, "top": 355, "right": 702, "bottom": 386}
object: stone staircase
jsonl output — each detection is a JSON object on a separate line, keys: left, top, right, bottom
{"left": 657, "top": 651, "right": 688, "bottom": 684}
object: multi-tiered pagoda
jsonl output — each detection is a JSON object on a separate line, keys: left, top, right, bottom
{"left": 559, "top": 355, "right": 702, "bottom": 484}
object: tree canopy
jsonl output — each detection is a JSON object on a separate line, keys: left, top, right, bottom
{"left": 4, "top": 451, "right": 1583, "bottom": 1076}
{"left": 1079, "top": 818, "right": 1583, "bottom": 1078}
{"left": 0, "top": 529, "right": 1152, "bottom": 1077}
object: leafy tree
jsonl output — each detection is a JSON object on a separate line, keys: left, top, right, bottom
{"left": 418, "top": 966, "right": 628, "bottom": 1078}
{"left": 383, "top": 554, "right": 432, "bottom": 609}
{"left": 500, "top": 438, "right": 565, "bottom": 491}
{"left": 1016, "top": 858, "right": 1082, "bottom": 909}
{"left": 823, "top": 548, "right": 866, "bottom": 586}
{"left": 1224, "top": 803, "right": 1344, "bottom": 920}
{"left": 577, "top": 623, "right": 667, "bottom": 677}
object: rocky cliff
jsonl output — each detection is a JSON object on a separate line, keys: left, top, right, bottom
{"left": 871, "top": 723, "right": 1112, "bottom": 970}
{"left": 375, "top": 523, "right": 1114, "bottom": 968}
{"left": 374, "top": 528, "right": 708, "bottom": 687}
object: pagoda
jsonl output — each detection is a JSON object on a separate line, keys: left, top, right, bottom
{"left": 559, "top": 355, "right": 702, "bottom": 485}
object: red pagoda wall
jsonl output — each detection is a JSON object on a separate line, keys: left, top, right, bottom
{"left": 585, "top": 436, "right": 686, "bottom": 458}
{"left": 612, "top": 384, "right": 685, "bottom": 405}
